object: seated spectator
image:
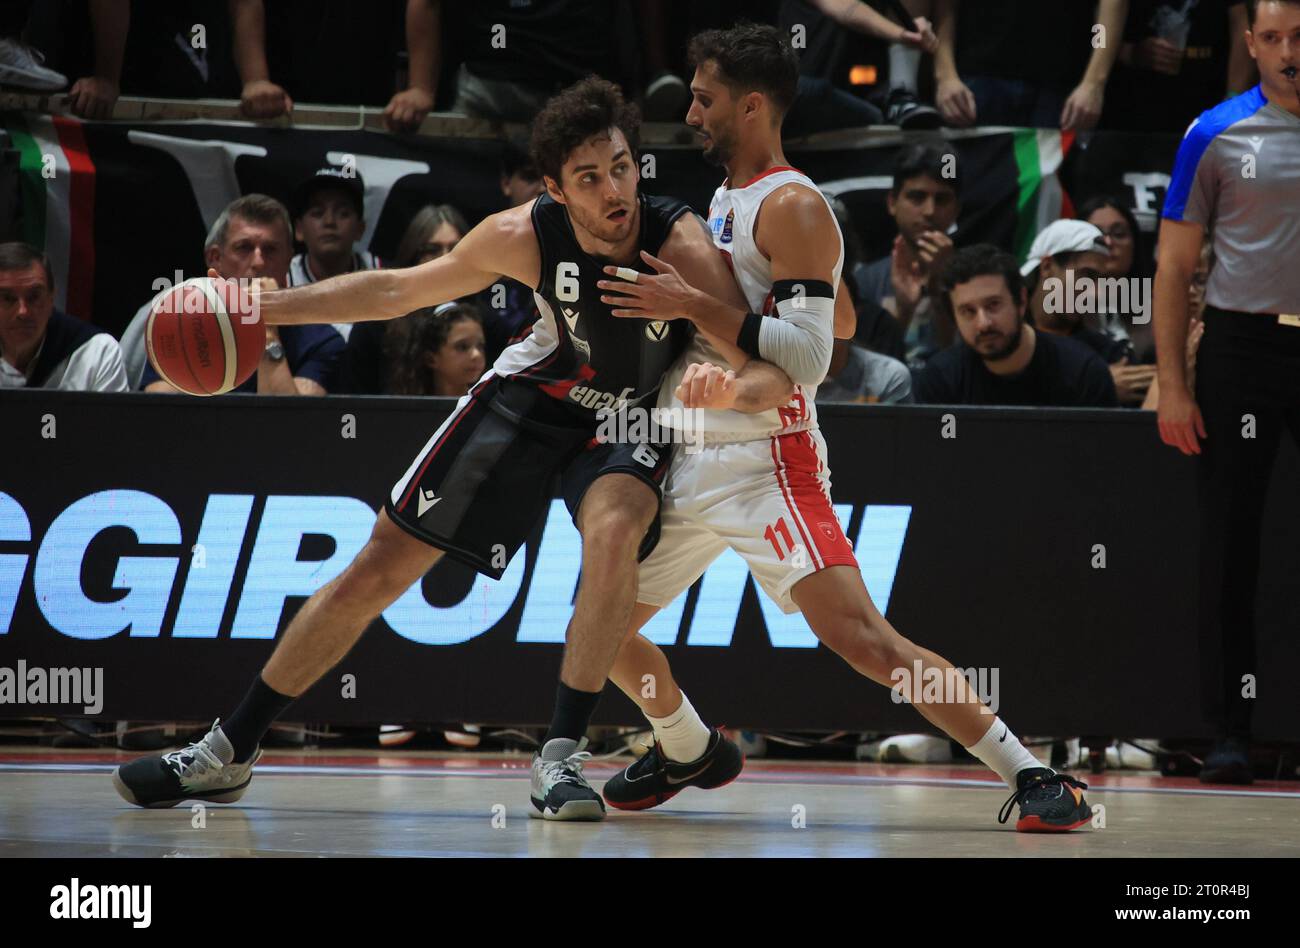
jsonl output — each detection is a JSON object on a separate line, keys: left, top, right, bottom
{"left": 446, "top": 0, "right": 624, "bottom": 122}
{"left": 824, "top": 195, "right": 906, "bottom": 361}
{"left": 384, "top": 302, "right": 487, "bottom": 397}
{"left": 1021, "top": 219, "right": 1139, "bottom": 374}
{"left": 0, "top": 0, "right": 66, "bottom": 92}
{"left": 341, "top": 203, "right": 470, "bottom": 394}
{"left": 137, "top": 194, "right": 344, "bottom": 396}
{"left": 1107, "top": 1, "right": 1253, "bottom": 133}
{"left": 912, "top": 243, "right": 1119, "bottom": 407}
{"left": 816, "top": 338, "right": 914, "bottom": 404}
{"left": 22, "top": 0, "right": 132, "bottom": 118}
{"left": 289, "top": 166, "right": 381, "bottom": 342}
{"left": 933, "top": 0, "right": 1127, "bottom": 130}
{"left": 1079, "top": 194, "right": 1154, "bottom": 361}
{"left": 475, "top": 142, "right": 543, "bottom": 363}
{"left": 0, "top": 242, "right": 128, "bottom": 391}
{"left": 856, "top": 145, "right": 961, "bottom": 367}
{"left": 778, "top": 0, "right": 938, "bottom": 134}
{"left": 229, "top": 0, "right": 440, "bottom": 132}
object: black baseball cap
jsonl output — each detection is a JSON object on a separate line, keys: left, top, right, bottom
{"left": 293, "top": 166, "right": 365, "bottom": 219}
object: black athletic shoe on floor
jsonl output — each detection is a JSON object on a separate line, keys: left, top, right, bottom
{"left": 884, "top": 88, "right": 942, "bottom": 130}
{"left": 603, "top": 728, "right": 744, "bottom": 810}
{"left": 998, "top": 767, "right": 1091, "bottom": 832}
{"left": 1199, "top": 738, "right": 1253, "bottom": 785}
{"left": 112, "top": 720, "right": 261, "bottom": 809}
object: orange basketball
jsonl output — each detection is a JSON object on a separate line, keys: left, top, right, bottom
{"left": 145, "top": 277, "right": 264, "bottom": 395}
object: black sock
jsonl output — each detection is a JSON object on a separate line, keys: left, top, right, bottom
{"left": 543, "top": 682, "right": 602, "bottom": 750}
{"left": 222, "top": 676, "right": 294, "bottom": 763}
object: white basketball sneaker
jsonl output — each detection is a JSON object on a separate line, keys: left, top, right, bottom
{"left": 0, "top": 39, "right": 68, "bottom": 92}
{"left": 530, "top": 737, "right": 605, "bottom": 821}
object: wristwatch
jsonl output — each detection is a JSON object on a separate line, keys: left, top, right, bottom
{"left": 264, "top": 339, "right": 286, "bottom": 362}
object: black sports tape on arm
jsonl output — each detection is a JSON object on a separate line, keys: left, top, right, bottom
{"left": 773, "top": 279, "right": 835, "bottom": 304}
{"left": 738, "top": 312, "right": 764, "bottom": 357}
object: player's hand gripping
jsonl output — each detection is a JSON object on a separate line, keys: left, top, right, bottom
{"left": 598, "top": 251, "right": 699, "bottom": 321}
{"left": 675, "top": 361, "right": 737, "bottom": 410}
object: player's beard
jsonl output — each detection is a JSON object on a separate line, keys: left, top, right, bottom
{"left": 976, "top": 322, "right": 1023, "bottom": 362}
{"left": 700, "top": 125, "right": 735, "bottom": 167}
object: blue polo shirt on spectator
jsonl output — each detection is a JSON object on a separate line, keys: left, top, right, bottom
{"left": 138, "top": 323, "right": 345, "bottom": 393}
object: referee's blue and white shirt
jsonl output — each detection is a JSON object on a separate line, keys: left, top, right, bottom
{"left": 1162, "top": 85, "right": 1300, "bottom": 315}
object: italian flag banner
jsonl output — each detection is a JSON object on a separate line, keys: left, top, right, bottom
{"left": 1012, "top": 128, "right": 1078, "bottom": 265}
{"left": 3, "top": 113, "right": 96, "bottom": 322}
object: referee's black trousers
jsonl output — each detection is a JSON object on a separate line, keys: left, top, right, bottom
{"left": 1194, "top": 306, "right": 1300, "bottom": 740}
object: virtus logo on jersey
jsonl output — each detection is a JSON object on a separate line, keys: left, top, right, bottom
{"left": 0, "top": 490, "right": 911, "bottom": 647}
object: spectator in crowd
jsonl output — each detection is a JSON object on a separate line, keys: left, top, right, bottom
{"left": 341, "top": 203, "right": 470, "bottom": 394}
{"left": 444, "top": 0, "right": 624, "bottom": 122}
{"left": 778, "top": 0, "right": 939, "bottom": 134}
{"left": 385, "top": 302, "right": 487, "bottom": 396}
{"left": 1020, "top": 219, "right": 1154, "bottom": 406}
{"left": 824, "top": 194, "right": 906, "bottom": 360}
{"left": 138, "top": 194, "right": 344, "bottom": 396}
{"left": 0, "top": 242, "right": 128, "bottom": 391}
{"left": 288, "top": 167, "right": 381, "bottom": 343}
{"left": 230, "top": 0, "right": 440, "bottom": 132}
{"left": 1108, "top": 1, "right": 1254, "bottom": 133}
{"left": 1079, "top": 194, "right": 1155, "bottom": 360}
{"left": 475, "top": 142, "right": 543, "bottom": 363}
{"left": 856, "top": 144, "right": 961, "bottom": 367}
{"left": 6, "top": 0, "right": 133, "bottom": 118}
{"left": 816, "top": 338, "right": 914, "bottom": 404}
{"left": 912, "top": 243, "right": 1119, "bottom": 407}
{"left": 0, "top": 0, "right": 68, "bottom": 92}
{"left": 933, "top": 0, "right": 1129, "bottom": 130}
{"left": 498, "top": 139, "right": 545, "bottom": 207}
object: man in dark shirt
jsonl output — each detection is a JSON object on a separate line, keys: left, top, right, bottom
{"left": 913, "top": 244, "right": 1119, "bottom": 406}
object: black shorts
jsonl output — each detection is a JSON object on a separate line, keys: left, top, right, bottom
{"left": 384, "top": 374, "right": 672, "bottom": 578}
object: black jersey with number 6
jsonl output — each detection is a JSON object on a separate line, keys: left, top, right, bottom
{"left": 491, "top": 191, "right": 693, "bottom": 421}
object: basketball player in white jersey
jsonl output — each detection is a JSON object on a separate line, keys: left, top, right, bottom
{"left": 596, "top": 24, "right": 1092, "bottom": 831}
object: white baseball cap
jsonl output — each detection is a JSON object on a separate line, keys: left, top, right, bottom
{"left": 1020, "top": 220, "right": 1111, "bottom": 277}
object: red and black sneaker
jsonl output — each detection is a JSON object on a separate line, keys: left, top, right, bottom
{"left": 603, "top": 729, "right": 744, "bottom": 811}
{"left": 999, "top": 767, "right": 1091, "bottom": 832}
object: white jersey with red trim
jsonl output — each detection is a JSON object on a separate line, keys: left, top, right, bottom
{"left": 657, "top": 166, "right": 843, "bottom": 441}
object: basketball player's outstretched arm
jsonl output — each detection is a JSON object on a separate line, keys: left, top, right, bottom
{"left": 253, "top": 204, "right": 540, "bottom": 326}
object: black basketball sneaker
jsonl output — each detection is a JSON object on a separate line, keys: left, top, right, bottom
{"left": 603, "top": 728, "right": 744, "bottom": 810}
{"left": 112, "top": 720, "right": 261, "bottom": 809}
{"left": 999, "top": 767, "right": 1091, "bottom": 832}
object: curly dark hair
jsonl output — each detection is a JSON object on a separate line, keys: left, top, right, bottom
{"left": 688, "top": 22, "right": 800, "bottom": 116}
{"left": 529, "top": 76, "right": 641, "bottom": 185}
{"left": 936, "top": 244, "right": 1025, "bottom": 322}
{"left": 384, "top": 302, "right": 483, "bottom": 396}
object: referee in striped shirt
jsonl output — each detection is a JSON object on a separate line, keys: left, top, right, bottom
{"left": 1155, "top": 0, "right": 1300, "bottom": 784}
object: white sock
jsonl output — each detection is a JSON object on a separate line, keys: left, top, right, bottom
{"left": 965, "top": 717, "right": 1046, "bottom": 789}
{"left": 646, "top": 691, "right": 711, "bottom": 763}
{"left": 889, "top": 44, "right": 921, "bottom": 93}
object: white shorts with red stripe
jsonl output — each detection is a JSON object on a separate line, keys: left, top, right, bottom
{"left": 635, "top": 428, "right": 859, "bottom": 615}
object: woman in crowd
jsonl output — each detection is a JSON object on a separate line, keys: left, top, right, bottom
{"left": 341, "top": 204, "right": 471, "bottom": 394}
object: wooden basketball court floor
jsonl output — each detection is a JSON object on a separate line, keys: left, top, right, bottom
{"left": 2, "top": 747, "right": 1297, "bottom": 857}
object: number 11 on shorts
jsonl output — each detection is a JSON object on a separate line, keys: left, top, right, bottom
{"left": 764, "top": 517, "right": 796, "bottom": 560}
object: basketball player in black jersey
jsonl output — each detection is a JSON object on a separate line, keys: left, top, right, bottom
{"left": 112, "top": 78, "right": 796, "bottom": 821}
